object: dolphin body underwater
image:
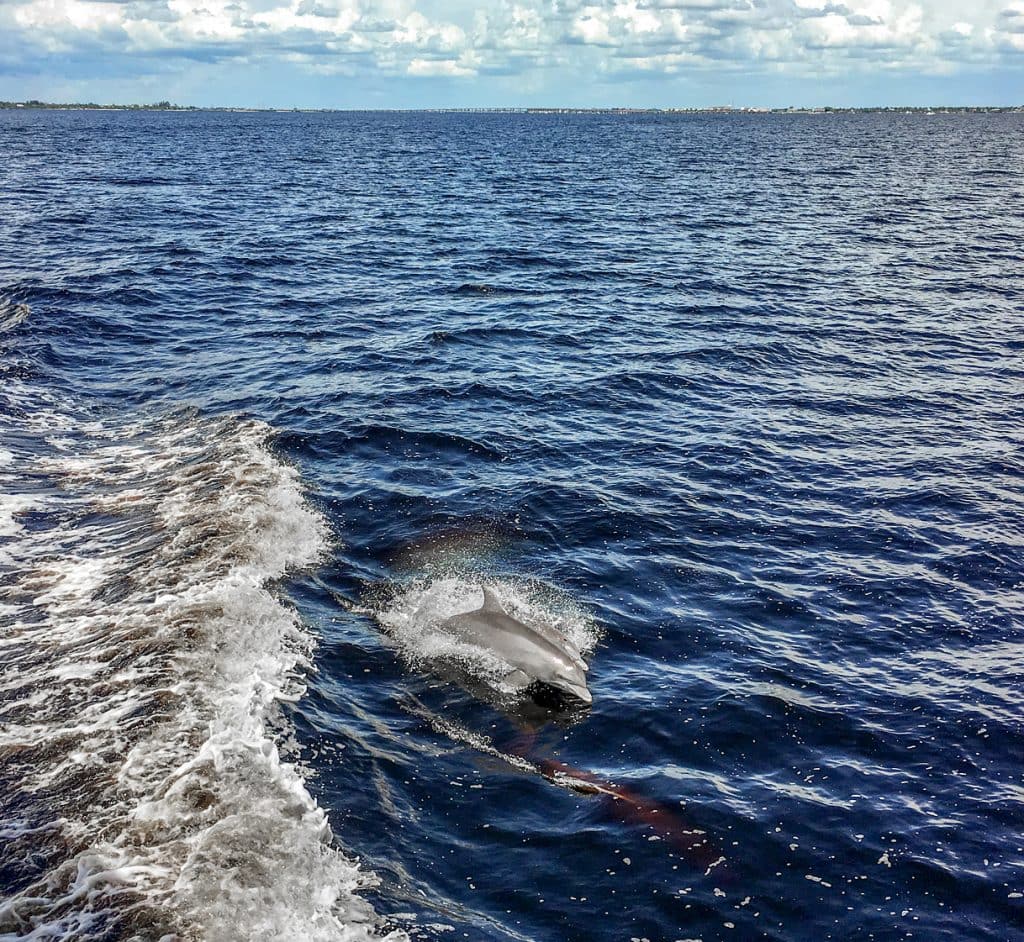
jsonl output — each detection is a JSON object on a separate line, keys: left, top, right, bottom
{"left": 441, "top": 587, "right": 592, "bottom": 705}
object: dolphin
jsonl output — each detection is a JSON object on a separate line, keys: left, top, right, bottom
{"left": 441, "top": 587, "right": 592, "bottom": 705}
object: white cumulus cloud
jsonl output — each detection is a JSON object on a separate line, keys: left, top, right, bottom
{"left": 0, "top": 0, "right": 1020, "bottom": 101}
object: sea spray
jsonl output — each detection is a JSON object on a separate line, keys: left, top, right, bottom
{"left": 368, "top": 577, "right": 599, "bottom": 700}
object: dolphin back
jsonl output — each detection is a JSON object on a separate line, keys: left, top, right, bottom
{"left": 478, "top": 587, "right": 588, "bottom": 672}
{"left": 438, "top": 586, "right": 593, "bottom": 705}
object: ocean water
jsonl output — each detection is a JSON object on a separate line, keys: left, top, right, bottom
{"left": 0, "top": 109, "right": 1022, "bottom": 942}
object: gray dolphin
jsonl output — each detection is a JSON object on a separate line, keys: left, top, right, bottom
{"left": 441, "top": 587, "right": 592, "bottom": 705}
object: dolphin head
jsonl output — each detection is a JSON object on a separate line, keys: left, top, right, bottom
{"left": 548, "top": 664, "right": 592, "bottom": 705}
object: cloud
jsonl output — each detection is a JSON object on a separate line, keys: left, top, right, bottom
{"left": 999, "top": 4, "right": 1024, "bottom": 32}
{"left": 406, "top": 54, "right": 472, "bottom": 73}
{"left": 0, "top": 0, "right": 1020, "bottom": 96}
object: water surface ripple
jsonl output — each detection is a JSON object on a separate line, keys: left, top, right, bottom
{"left": 1, "top": 110, "right": 1022, "bottom": 942}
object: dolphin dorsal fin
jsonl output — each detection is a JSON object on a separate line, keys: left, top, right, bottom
{"left": 480, "top": 586, "right": 504, "bottom": 613}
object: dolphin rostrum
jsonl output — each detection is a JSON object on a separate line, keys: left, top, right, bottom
{"left": 441, "top": 587, "right": 592, "bottom": 705}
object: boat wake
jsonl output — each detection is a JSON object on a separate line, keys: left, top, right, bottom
{"left": 0, "top": 380, "right": 400, "bottom": 940}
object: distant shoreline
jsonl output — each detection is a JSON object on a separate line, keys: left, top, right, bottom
{"left": 2, "top": 100, "right": 1022, "bottom": 115}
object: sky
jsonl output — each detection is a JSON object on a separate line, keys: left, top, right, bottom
{"left": 1, "top": 0, "right": 1022, "bottom": 108}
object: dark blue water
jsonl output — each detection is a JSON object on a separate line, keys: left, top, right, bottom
{"left": 1, "top": 110, "right": 1023, "bottom": 942}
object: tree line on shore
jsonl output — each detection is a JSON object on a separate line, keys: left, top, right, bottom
{"left": 2, "top": 100, "right": 1020, "bottom": 114}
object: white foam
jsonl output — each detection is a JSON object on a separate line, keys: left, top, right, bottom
{"left": 0, "top": 299, "right": 29, "bottom": 332}
{"left": 0, "top": 492, "right": 35, "bottom": 540}
{"left": 0, "top": 393, "right": 404, "bottom": 941}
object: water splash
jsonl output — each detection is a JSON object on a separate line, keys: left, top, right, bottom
{"left": 367, "top": 577, "right": 599, "bottom": 700}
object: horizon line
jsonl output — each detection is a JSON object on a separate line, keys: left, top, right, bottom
{"left": 3, "top": 100, "right": 1023, "bottom": 114}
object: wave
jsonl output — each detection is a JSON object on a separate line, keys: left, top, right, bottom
{"left": 0, "top": 298, "right": 29, "bottom": 333}
{"left": 0, "top": 384, "right": 401, "bottom": 940}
